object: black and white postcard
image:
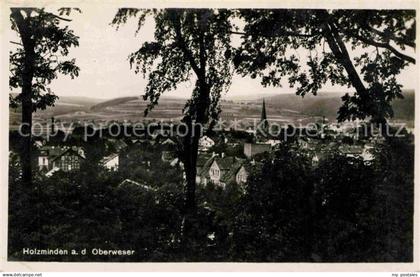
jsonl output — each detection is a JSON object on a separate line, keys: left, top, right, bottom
{"left": 0, "top": 0, "right": 418, "bottom": 272}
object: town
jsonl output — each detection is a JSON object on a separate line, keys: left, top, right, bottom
{"left": 10, "top": 100, "right": 412, "bottom": 191}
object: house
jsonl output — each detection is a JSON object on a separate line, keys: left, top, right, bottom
{"left": 150, "top": 128, "right": 171, "bottom": 140}
{"left": 328, "top": 123, "right": 342, "bottom": 132}
{"left": 370, "top": 134, "right": 386, "bottom": 144}
{"left": 339, "top": 145, "right": 364, "bottom": 159}
{"left": 197, "top": 154, "right": 248, "bottom": 187}
{"left": 324, "top": 127, "right": 339, "bottom": 139}
{"left": 118, "top": 179, "right": 155, "bottom": 191}
{"left": 296, "top": 138, "right": 310, "bottom": 149}
{"left": 311, "top": 150, "right": 328, "bottom": 167}
{"left": 38, "top": 146, "right": 86, "bottom": 173}
{"left": 196, "top": 153, "right": 214, "bottom": 183}
{"left": 101, "top": 153, "right": 119, "bottom": 171}
{"left": 266, "top": 139, "right": 281, "bottom": 147}
{"left": 199, "top": 135, "right": 215, "bottom": 151}
{"left": 9, "top": 150, "right": 20, "bottom": 168}
{"left": 406, "top": 127, "right": 414, "bottom": 134}
{"left": 45, "top": 167, "right": 60, "bottom": 177}
{"left": 169, "top": 158, "right": 183, "bottom": 167}
{"left": 312, "top": 154, "right": 320, "bottom": 167}
{"left": 243, "top": 143, "right": 271, "bottom": 159}
{"left": 160, "top": 137, "right": 178, "bottom": 152}
{"left": 361, "top": 144, "right": 375, "bottom": 162}
{"left": 161, "top": 151, "right": 175, "bottom": 162}
{"left": 161, "top": 137, "right": 176, "bottom": 146}
{"left": 258, "top": 98, "right": 269, "bottom": 136}
{"left": 337, "top": 144, "right": 375, "bottom": 162}
{"left": 34, "top": 140, "right": 44, "bottom": 148}
{"left": 245, "top": 127, "right": 257, "bottom": 136}
{"left": 112, "top": 139, "right": 128, "bottom": 152}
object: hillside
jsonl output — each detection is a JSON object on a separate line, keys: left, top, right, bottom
{"left": 391, "top": 91, "right": 415, "bottom": 120}
{"left": 90, "top": 97, "right": 139, "bottom": 112}
{"left": 9, "top": 90, "right": 414, "bottom": 127}
{"left": 56, "top": 96, "right": 103, "bottom": 106}
{"left": 9, "top": 95, "right": 103, "bottom": 126}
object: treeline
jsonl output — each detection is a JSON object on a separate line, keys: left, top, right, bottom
{"left": 8, "top": 137, "right": 413, "bottom": 262}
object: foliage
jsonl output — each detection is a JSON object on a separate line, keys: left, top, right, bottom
{"left": 9, "top": 7, "right": 81, "bottom": 185}
{"left": 112, "top": 8, "right": 238, "bottom": 213}
{"left": 208, "top": 142, "right": 245, "bottom": 158}
{"left": 8, "top": 137, "right": 414, "bottom": 262}
{"left": 234, "top": 9, "right": 415, "bottom": 123}
{"left": 9, "top": 8, "right": 80, "bottom": 111}
{"left": 7, "top": 8, "right": 415, "bottom": 262}
{"left": 368, "top": 138, "right": 414, "bottom": 261}
{"left": 312, "top": 152, "right": 375, "bottom": 261}
{"left": 118, "top": 143, "right": 184, "bottom": 188}
{"left": 231, "top": 144, "right": 313, "bottom": 261}
{"left": 112, "top": 8, "right": 234, "bottom": 122}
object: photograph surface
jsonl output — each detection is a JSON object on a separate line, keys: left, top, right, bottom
{"left": 5, "top": 4, "right": 417, "bottom": 264}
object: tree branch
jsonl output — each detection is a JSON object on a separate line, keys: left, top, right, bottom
{"left": 365, "top": 24, "right": 415, "bottom": 48}
{"left": 10, "top": 41, "right": 23, "bottom": 46}
{"left": 345, "top": 30, "right": 416, "bottom": 64}
{"left": 198, "top": 28, "right": 206, "bottom": 80}
{"left": 230, "top": 30, "right": 315, "bottom": 38}
{"left": 170, "top": 13, "right": 202, "bottom": 79}
{"left": 321, "top": 12, "right": 368, "bottom": 96}
{"left": 11, "top": 8, "right": 72, "bottom": 22}
{"left": 49, "top": 13, "right": 72, "bottom": 22}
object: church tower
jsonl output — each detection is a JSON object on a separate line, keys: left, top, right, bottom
{"left": 260, "top": 98, "right": 269, "bottom": 131}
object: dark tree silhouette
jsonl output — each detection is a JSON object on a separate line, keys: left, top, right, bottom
{"left": 112, "top": 9, "right": 234, "bottom": 221}
{"left": 234, "top": 9, "right": 415, "bottom": 124}
{"left": 231, "top": 145, "right": 314, "bottom": 261}
{"left": 10, "top": 8, "right": 80, "bottom": 185}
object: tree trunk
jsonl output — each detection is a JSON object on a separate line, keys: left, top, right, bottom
{"left": 183, "top": 83, "right": 209, "bottom": 208}
{"left": 182, "top": 120, "right": 200, "bottom": 215}
{"left": 20, "top": 80, "right": 33, "bottom": 185}
{"left": 179, "top": 83, "right": 209, "bottom": 254}
{"left": 21, "top": 41, "right": 35, "bottom": 186}
{"left": 171, "top": 13, "right": 210, "bottom": 253}
{"left": 321, "top": 13, "right": 367, "bottom": 96}
{"left": 12, "top": 9, "right": 35, "bottom": 185}
{"left": 326, "top": 18, "right": 393, "bottom": 130}
{"left": 178, "top": 118, "right": 201, "bottom": 256}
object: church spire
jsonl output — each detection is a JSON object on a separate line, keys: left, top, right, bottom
{"left": 259, "top": 98, "right": 269, "bottom": 133}
{"left": 261, "top": 98, "right": 267, "bottom": 122}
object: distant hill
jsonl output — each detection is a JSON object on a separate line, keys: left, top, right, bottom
{"left": 10, "top": 93, "right": 102, "bottom": 107}
{"left": 9, "top": 94, "right": 104, "bottom": 126}
{"left": 391, "top": 90, "right": 415, "bottom": 120}
{"left": 83, "top": 89, "right": 414, "bottom": 122}
{"left": 252, "top": 90, "right": 414, "bottom": 121}
{"left": 56, "top": 96, "right": 103, "bottom": 107}
{"left": 90, "top": 97, "right": 139, "bottom": 111}
{"left": 256, "top": 92, "right": 345, "bottom": 119}
{"left": 225, "top": 93, "right": 278, "bottom": 101}
{"left": 9, "top": 90, "right": 414, "bottom": 127}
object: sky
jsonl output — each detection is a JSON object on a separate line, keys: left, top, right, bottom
{"left": 10, "top": 7, "right": 417, "bottom": 100}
